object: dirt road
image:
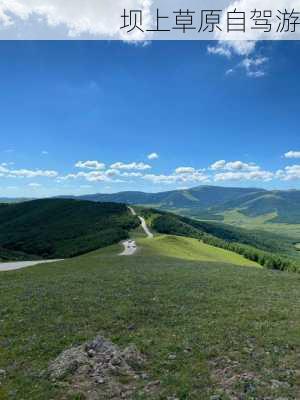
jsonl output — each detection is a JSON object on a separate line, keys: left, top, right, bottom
{"left": 0, "top": 259, "right": 63, "bottom": 272}
{"left": 120, "top": 207, "right": 154, "bottom": 256}
{"left": 128, "top": 206, "right": 154, "bottom": 239}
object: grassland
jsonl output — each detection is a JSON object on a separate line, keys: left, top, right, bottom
{"left": 217, "top": 209, "right": 300, "bottom": 242}
{"left": 138, "top": 235, "right": 259, "bottom": 267}
{"left": 2, "top": 234, "right": 300, "bottom": 399}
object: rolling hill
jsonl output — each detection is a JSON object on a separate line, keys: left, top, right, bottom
{"left": 2, "top": 235, "right": 300, "bottom": 399}
{"left": 77, "top": 185, "right": 300, "bottom": 224}
{"left": 138, "top": 234, "right": 259, "bottom": 266}
{"left": 138, "top": 207, "right": 299, "bottom": 271}
{"left": 1, "top": 198, "right": 300, "bottom": 399}
{"left": 4, "top": 185, "right": 300, "bottom": 224}
{"left": 0, "top": 198, "right": 139, "bottom": 261}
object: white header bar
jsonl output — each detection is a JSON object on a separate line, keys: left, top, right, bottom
{"left": 0, "top": 0, "right": 299, "bottom": 40}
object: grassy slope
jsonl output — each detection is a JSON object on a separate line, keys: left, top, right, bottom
{"left": 0, "top": 199, "right": 139, "bottom": 260}
{"left": 138, "top": 235, "right": 259, "bottom": 267}
{"left": 139, "top": 208, "right": 299, "bottom": 270}
{"left": 2, "top": 236, "right": 300, "bottom": 399}
{"left": 223, "top": 209, "right": 300, "bottom": 238}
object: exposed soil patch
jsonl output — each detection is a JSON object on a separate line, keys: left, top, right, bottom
{"left": 48, "top": 336, "right": 155, "bottom": 399}
{"left": 210, "top": 353, "right": 295, "bottom": 400}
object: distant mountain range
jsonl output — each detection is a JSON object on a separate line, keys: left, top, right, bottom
{"left": 75, "top": 185, "right": 300, "bottom": 224}
{"left": 2, "top": 185, "right": 300, "bottom": 224}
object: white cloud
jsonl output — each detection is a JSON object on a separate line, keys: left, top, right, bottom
{"left": 8, "top": 168, "right": 58, "bottom": 178}
{"left": 210, "top": 160, "right": 226, "bottom": 170}
{"left": 214, "top": 170, "right": 273, "bottom": 182}
{"left": 104, "top": 169, "right": 143, "bottom": 178}
{"left": 207, "top": 41, "right": 257, "bottom": 59}
{"left": 143, "top": 174, "right": 176, "bottom": 184}
{"left": 240, "top": 56, "right": 268, "bottom": 78}
{"left": 142, "top": 161, "right": 274, "bottom": 185}
{"left": 276, "top": 165, "right": 300, "bottom": 181}
{"left": 284, "top": 151, "right": 300, "bottom": 159}
{"left": 208, "top": 42, "right": 268, "bottom": 78}
{"left": 41, "top": 150, "right": 48, "bottom": 155}
{"left": 246, "top": 70, "right": 266, "bottom": 78}
{"left": 241, "top": 57, "right": 268, "bottom": 69}
{"left": 110, "top": 162, "right": 151, "bottom": 171}
{"left": 0, "top": 0, "right": 153, "bottom": 39}
{"left": 210, "top": 160, "right": 259, "bottom": 171}
{"left": 59, "top": 171, "right": 111, "bottom": 182}
{"left": 104, "top": 169, "right": 120, "bottom": 178}
{"left": 121, "top": 172, "right": 143, "bottom": 177}
{"left": 75, "top": 160, "right": 106, "bottom": 170}
{"left": 215, "top": 0, "right": 300, "bottom": 43}
{"left": 207, "top": 44, "right": 231, "bottom": 58}
{"left": 226, "top": 68, "right": 234, "bottom": 76}
{"left": 208, "top": 0, "right": 300, "bottom": 77}
{"left": 147, "top": 152, "right": 159, "bottom": 160}
{"left": 144, "top": 168, "right": 209, "bottom": 184}
{"left": 0, "top": 164, "right": 9, "bottom": 173}
{"left": 210, "top": 159, "right": 273, "bottom": 182}
{"left": 0, "top": 162, "right": 58, "bottom": 180}
{"left": 175, "top": 167, "right": 196, "bottom": 174}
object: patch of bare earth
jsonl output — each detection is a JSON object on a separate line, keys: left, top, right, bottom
{"left": 48, "top": 336, "right": 159, "bottom": 399}
{"left": 210, "top": 353, "right": 296, "bottom": 400}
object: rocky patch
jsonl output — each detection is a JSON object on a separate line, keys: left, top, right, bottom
{"left": 48, "top": 336, "right": 152, "bottom": 399}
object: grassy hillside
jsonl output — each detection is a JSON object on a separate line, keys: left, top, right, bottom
{"left": 0, "top": 199, "right": 139, "bottom": 260}
{"left": 214, "top": 190, "right": 300, "bottom": 224}
{"left": 1, "top": 240, "right": 300, "bottom": 399}
{"left": 139, "top": 235, "right": 259, "bottom": 266}
{"left": 139, "top": 208, "right": 299, "bottom": 271}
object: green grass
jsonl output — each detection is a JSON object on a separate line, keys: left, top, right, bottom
{"left": 143, "top": 209, "right": 299, "bottom": 271}
{"left": 138, "top": 235, "right": 259, "bottom": 267}
{"left": 222, "top": 210, "right": 300, "bottom": 258}
{"left": 0, "top": 199, "right": 139, "bottom": 260}
{"left": 2, "top": 237, "right": 300, "bottom": 399}
{"left": 223, "top": 210, "right": 300, "bottom": 240}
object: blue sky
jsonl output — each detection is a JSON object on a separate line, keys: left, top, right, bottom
{"left": 0, "top": 40, "right": 300, "bottom": 197}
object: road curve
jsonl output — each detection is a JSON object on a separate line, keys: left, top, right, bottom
{"left": 120, "top": 206, "right": 153, "bottom": 256}
{"left": 138, "top": 216, "right": 154, "bottom": 238}
{"left": 0, "top": 259, "right": 63, "bottom": 272}
{"left": 128, "top": 206, "right": 154, "bottom": 239}
{"left": 128, "top": 206, "right": 137, "bottom": 216}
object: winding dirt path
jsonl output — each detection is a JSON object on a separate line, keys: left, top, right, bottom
{"left": 128, "top": 206, "right": 154, "bottom": 239}
{"left": 119, "top": 207, "right": 153, "bottom": 256}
